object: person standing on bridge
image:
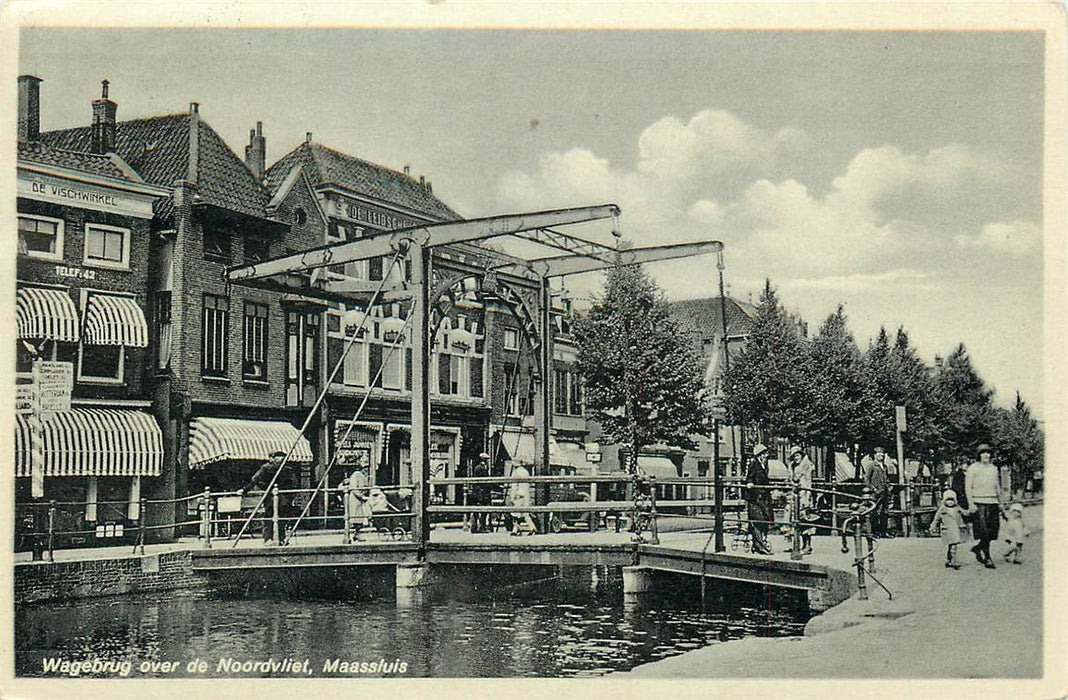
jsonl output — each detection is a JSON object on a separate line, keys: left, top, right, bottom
{"left": 470, "top": 453, "right": 492, "bottom": 533}
{"left": 745, "top": 443, "right": 773, "bottom": 555}
{"left": 864, "top": 446, "right": 891, "bottom": 537}
{"left": 965, "top": 444, "right": 1005, "bottom": 569}
{"left": 241, "top": 451, "right": 286, "bottom": 545}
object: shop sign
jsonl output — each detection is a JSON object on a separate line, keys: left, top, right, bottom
{"left": 37, "top": 361, "right": 73, "bottom": 414}
{"left": 19, "top": 173, "right": 155, "bottom": 218}
{"left": 329, "top": 195, "right": 418, "bottom": 231}
{"left": 16, "top": 383, "right": 36, "bottom": 415}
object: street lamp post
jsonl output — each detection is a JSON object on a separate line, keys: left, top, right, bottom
{"left": 713, "top": 247, "right": 730, "bottom": 553}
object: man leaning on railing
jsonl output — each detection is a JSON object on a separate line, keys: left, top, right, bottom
{"left": 745, "top": 444, "right": 773, "bottom": 555}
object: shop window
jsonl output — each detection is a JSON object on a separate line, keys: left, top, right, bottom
{"left": 18, "top": 214, "right": 63, "bottom": 261}
{"left": 503, "top": 328, "right": 519, "bottom": 350}
{"left": 83, "top": 224, "right": 130, "bottom": 269}
{"left": 154, "top": 291, "right": 172, "bottom": 370}
{"left": 201, "top": 294, "right": 229, "bottom": 378}
{"left": 242, "top": 301, "right": 269, "bottom": 380}
{"left": 203, "top": 228, "right": 232, "bottom": 262}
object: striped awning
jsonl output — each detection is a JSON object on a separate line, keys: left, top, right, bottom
{"left": 16, "top": 287, "right": 80, "bottom": 342}
{"left": 84, "top": 294, "right": 149, "bottom": 347}
{"left": 15, "top": 409, "right": 162, "bottom": 477}
{"left": 188, "top": 417, "right": 314, "bottom": 469}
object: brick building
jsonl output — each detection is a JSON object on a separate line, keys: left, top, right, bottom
{"left": 19, "top": 76, "right": 590, "bottom": 540}
{"left": 39, "top": 84, "right": 330, "bottom": 533}
{"left": 16, "top": 76, "right": 169, "bottom": 545}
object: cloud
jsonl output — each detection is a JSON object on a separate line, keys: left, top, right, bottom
{"left": 787, "top": 269, "right": 932, "bottom": 292}
{"left": 493, "top": 108, "right": 1039, "bottom": 288}
{"left": 954, "top": 220, "right": 1041, "bottom": 257}
{"left": 636, "top": 110, "right": 809, "bottom": 181}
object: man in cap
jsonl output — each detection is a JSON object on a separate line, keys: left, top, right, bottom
{"left": 965, "top": 443, "right": 1004, "bottom": 568}
{"left": 745, "top": 443, "right": 773, "bottom": 554}
{"left": 241, "top": 451, "right": 287, "bottom": 544}
{"left": 864, "top": 445, "right": 891, "bottom": 536}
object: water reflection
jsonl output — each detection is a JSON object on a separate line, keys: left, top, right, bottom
{"left": 16, "top": 566, "right": 807, "bottom": 678}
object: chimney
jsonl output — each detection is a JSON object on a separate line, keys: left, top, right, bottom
{"left": 403, "top": 165, "right": 410, "bottom": 176}
{"left": 306, "top": 132, "right": 312, "bottom": 143}
{"left": 419, "top": 175, "right": 426, "bottom": 189}
{"left": 427, "top": 180, "right": 433, "bottom": 193}
{"left": 90, "top": 79, "right": 117, "bottom": 154}
{"left": 244, "top": 121, "right": 266, "bottom": 182}
{"left": 187, "top": 101, "right": 200, "bottom": 184}
{"left": 17, "top": 75, "right": 42, "bottom": 142}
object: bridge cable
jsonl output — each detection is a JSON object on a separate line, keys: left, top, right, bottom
{"left": 229, "top": 250, "right": 406, "bottom": 546}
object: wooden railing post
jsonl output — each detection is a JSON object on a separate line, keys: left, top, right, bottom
{"left": 790, "top": 480, "right": 802, "bottom": 561}
{"left": 648, "top": 477, "right": 660, "bottom": 545}
{"left": 343, "top": 484, "right": 352, "bottom": 544}
{"left": 853, "top": 512, "right": 868, "bottom": 601}
{"left": 138, "top": 497, "right": 147, "bottom": 555}
{"left": 272, "top": 485, "right": 281, "bottom": 545}
{"left": 46, "top": 500, "right": 56, "bottom": 562}
{"left": 202, "top": 487, "right": 212, "bottom": 549}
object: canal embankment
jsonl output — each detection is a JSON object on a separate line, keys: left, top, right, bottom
{"left": 625, "top": 503, "right": 1045, "bottom": 678}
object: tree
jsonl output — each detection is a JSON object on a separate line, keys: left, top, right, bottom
{"left": 722, "top": 279, "right": 812, "bottom": 450}
{"left": 573, "top": 262, "right": 708, "bottom": 468}
{"left": 991, "top": 392, "right": 1044, "bottom": 494}
{"left": 888, "top": 328, "right": 948, "bottom": 462}
{"left": 935, "top": 343, "right": 995, "bottom": 458}
{"left": 806, "top": 305, "right": 866, "bottom": 450}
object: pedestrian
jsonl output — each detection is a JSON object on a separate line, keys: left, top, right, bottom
{"left": 342, "top": 469, "right": 372, "bottom": 541}
{"left": 965, "top": 443, "right": 1005, "bottom": 569}
{"left": 949, "top": 459, "right": 970, "bottom": 512}
{"left": 241, "top": 451, "right": 286, "bottom": 545}
{"left": 508, "top": 463, "right": 537, "bottom": 536}
{"left": 864, "top": 446, "right": 891, "bottom": 536}
{"left": 471, "top": 453, "right": 491, "bottom": 533}
{"left": 930, "top": 489, "right": 966, "bottom": 569}
{"left": 787, "top": 446, "right": 815, "bottom": 508}
{"left": 745, "top": 443, "right": 773, "bottom": 555}
{"left": 1002, "top": 502, "right": 1030, "bottom": 564}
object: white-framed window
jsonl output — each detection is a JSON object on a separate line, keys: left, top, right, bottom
{"left": 77, "top": 290, "right": 128, "bottom": 384}
{"left": 503, "top": 327, "right": 519, "bottom": 350}
{"left": 83, "top": 223, "right": 130, "bottom": 269}
{"left": 242, "top": 301, "right": 269, "bottom": 381}
{"left": 381, "top": 344, "right": 404, "bottom": 390}
{"left": 18, "top": 214, "right": 64, "bottom": 261}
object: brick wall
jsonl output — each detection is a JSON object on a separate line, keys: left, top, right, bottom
{"left": 16, "top": 196, "right": 152, "bottom": 400}
{"left": 14, "top": 550, "right": 206, "bottom": 604}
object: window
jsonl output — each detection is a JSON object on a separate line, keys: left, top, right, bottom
{"left": 78, "top": 291, "right": 129, "bottom": 383}
{"left": 244, "top": 236, "right": 270, "bottom": 264}
{"left": 368, "top": 256, "right": 383, "bottom": 281}
{"left": 243, "top": 302, "right": 269, "bottom": 380}
{"left": 503, "top": 328, "right": 519, "bottom": 350}
{"left": 18, "top": 215, "right": 63, "bottom": 261}
{"left": 286, "top": 310, "right": 320, "bottom": 406}
{"left": 469, "top": 356, "right": 483, "bottom": 398}
{"left": 294, "top": 207, "right": 307, "bottom": 225}
{"left": 83, "top": 224, "right": 129, "bottom": 268}
{"left": 154, "top": 291, "right": 172, "bottom": 370}
{"left": 203, "top": 228, "right": 232, "bottom": 262}
{"left": 381, "top": 344, "right": 403, "bottom": 390}
{"left": 79, "top": 345, "right": 123, "bottom": 382}
{"left": 555, "top": 369, "right": 569, "bottom": 414}
{"left": 201, "top": 294, "right": 229, "bottom": 378}
{"left": 569, "top": 371, "right": 583, "bottom": 415}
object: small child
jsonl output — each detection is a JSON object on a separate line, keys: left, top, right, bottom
{"left": 1002, "top": 503, "right": 1030, "bottom": 564}
{"left": 930, "top": 489, "right": 966, "bottom": 569}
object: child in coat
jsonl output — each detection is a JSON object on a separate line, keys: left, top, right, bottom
{"left": 1002, "top": 503, "right": 1030, "bottom": 564}
{"left": 930, "top": 489, "right": 967, "bottom": 569}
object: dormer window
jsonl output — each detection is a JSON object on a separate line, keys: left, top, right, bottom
{"left": 294, "top": 207, "right": 307, "bottom": 226}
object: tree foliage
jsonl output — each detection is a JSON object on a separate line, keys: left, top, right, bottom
{"left": 722, "top": 280, "right": 813, "bottom": 447}
{"left": 807, "top": 305, "right": 866, "bottom": 448}
{"left": 572, "top": 263, "right": 708, "bottom": 464}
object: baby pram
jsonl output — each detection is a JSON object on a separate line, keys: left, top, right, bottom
{"left": 369, "top": 489, "right": 413, "bottom": 541}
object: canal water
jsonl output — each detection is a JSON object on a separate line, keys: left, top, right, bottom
{"left": 16, "top": 566, "right": 809, "bottom": 678}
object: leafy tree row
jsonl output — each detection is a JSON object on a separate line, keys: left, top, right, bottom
{"left": 722, "top": 280, "right": 1044, "bottom": 480}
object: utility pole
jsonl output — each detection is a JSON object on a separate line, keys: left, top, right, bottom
{"left": 713, "top": 247, "right": 729, "bottom": 552}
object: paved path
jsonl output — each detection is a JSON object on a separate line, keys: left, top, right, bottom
{"left": 628, "top": 505, "right": 1044, "bottom": 678}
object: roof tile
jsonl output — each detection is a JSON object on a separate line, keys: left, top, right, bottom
{"left": 17, "top": 141, "right": 142, "bottom": 183}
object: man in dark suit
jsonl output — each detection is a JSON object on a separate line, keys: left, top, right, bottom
{"left": 746, "top": 443, "right": 773, "bottom": 555}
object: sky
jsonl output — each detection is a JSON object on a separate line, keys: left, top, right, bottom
{"left": 18, "top": 27, "right": 1046, "bottom": 411}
